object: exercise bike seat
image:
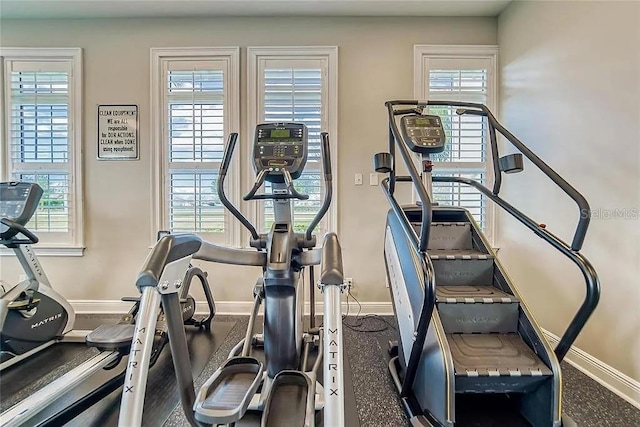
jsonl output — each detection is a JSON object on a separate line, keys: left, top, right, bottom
{"left": 85, "top": 324, "right": 136, "bottom": 351}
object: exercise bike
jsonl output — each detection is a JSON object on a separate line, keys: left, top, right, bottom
{"left": 374, "top": 100, "right": 599, "bottom": 426}
{"left": 0, "top": 181, "right": 216, "bottom": 426}
{"left": 0, "top": 181, "right": 87, "bottom": 370}
{"left": 118, "top": 123, "right": 346, "bottom": 426}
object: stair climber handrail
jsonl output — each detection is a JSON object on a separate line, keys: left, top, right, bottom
{"left": 433, "top": 175, "right": 600, "bottom": 361}
{"left": 380, "top": 176, "right": 437, "bottom": 397}
{"left": 389, "top": 100, "right": 591, "bottom": 252}
{"left": 385, "top": 101, "right": 434, "bottom": 253}
{"left": 384, "top": 100, "right": 600, "bottom": 362}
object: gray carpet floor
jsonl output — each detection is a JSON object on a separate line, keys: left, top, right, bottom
{"left": 2, "top": 314, "right": 639, "bottom": 426}
{"left": 166, "top": 315, "right": 640, "bottom": 427}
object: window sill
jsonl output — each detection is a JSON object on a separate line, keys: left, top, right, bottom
{"left": 0, "top": 246, "right": 85, "bottom": 257}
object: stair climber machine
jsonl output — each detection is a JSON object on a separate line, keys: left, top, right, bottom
{"left": 0, "top": 181, "right": 215, "bottom": 427}
{"left": 373, "top": 100, "right": 600, "bottom": 427}
{"left": 118, "top": 123, "right": 346, "bottom": 426}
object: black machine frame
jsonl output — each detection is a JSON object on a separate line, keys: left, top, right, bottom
{"left": 378, "top": 99, "right": 600, "bottom": 417}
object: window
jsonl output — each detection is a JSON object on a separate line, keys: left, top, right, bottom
{"left": 151, "top": 48, "right": 240, "bottom": 245}
{"left": 1, "top": 48, "right": 83, "bottom": 254}
{"left": 247, "top": 47, "right": 338, "bottom": 237}
{"left": 414, "top": 45, "right": 498, "bottom": 237}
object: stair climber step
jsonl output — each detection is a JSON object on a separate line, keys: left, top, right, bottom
{"left": 415, "top": 221, "right": 473, "bottom": 251}
{"left": 447, "top": 333, "right": 553, "bottom": 393}
{"left": 437, "top": 286, "right": 520, "bottom": 334}
{"left": 194, "top": 357, "right": 263, "bottom": 425}
{"left": 430, "top": 250, "right": 495, "bottom": 287}
{"left": 428, "top": 249, "right": 492, "bottom": 260}
{"left": 436, "top": 285, "right": 518, "bottom": 304}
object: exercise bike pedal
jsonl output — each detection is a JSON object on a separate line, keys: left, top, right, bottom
{"left": 183, "top": 315, "right": 212, "bottom": 330}
{"left": 121, "top": 296, "right": 140, "bottom": 303}
{"left": 194, "top": 357, "right": 263, "bottom": 425}
{"left": 261, "top": 371, "right": 314, "bottom": 427}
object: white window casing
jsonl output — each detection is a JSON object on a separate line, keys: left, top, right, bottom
{"left": 247, "top": 47, "right": 338, "bottom": 239}
{"left": 150, "top": 47, "right": 240, "bottom": 246}
{"left": 414, "top": 45, "right": 498, "bottom": 242}
{"left": 1, "top": 47, "right": 83, "bottom": 256}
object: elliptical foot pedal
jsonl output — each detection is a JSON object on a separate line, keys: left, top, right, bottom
{"left": 194, "top": 357, "right": 263, "bottom": 425}
{"left": 85, "top": 324, "right": 135, "bottom": 351}
{"left": 261, "top": 371, "right": 313, "bottom": 427}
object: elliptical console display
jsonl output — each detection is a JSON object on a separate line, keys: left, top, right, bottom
{"left": 254, "top": 123, "right": 308, "bottom": 182}
{"left": 400, "top": 114, "right": 446, "bottom": 154}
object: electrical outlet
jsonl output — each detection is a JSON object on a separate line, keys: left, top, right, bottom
{"left": 354, "top": 174, "right": 363, "bottom": 186}
{"left": 345, "top": 277, "right": 353, "bottom": 290}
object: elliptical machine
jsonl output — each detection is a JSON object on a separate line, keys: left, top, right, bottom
{"left": 118, "top": 123, "right": 346, "bottom": 426}
{"left": 0, "top": 181, "right": 216, "bottom": 427}
{"left": 374, "top": 100, "right": 600, "bottom": 427}
{"left": 0, "top": 181, "right": 87, "bottom": 370}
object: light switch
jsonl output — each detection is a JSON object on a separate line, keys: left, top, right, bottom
{"left": 355, "top": 173, "right": 363, "bottom": 185}
{"left": 369, "top": 173, "right": 379, "bottom": 186}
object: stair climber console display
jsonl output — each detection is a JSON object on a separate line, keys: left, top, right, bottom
{"left": 118, "top": 123, "right": 346, "bottom": 426}
{"left": 374, "top": 100, "right": 600, "bottom": 427}
{"left": 0, "top": 181, "right": 216, "bottom": 426}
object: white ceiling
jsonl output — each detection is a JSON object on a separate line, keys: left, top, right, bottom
{"left": 0, "top": 0, "right": 513, "bottom": 19}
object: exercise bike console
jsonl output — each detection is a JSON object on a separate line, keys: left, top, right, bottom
{"left": 0, "top": 182, "right": 43, "bottom": 241}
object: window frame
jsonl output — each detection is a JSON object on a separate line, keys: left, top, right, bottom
{"left": 150, "top": 47, "right": 241, "bottom": 246}
{"left": 246, "top": 46, "right": 339, "bottom": 240}
{"left": 414, "top": 44, "right": 499, "bottom": 243}
{"left": 0, "top": 47, "right": 84, "bottom": 256}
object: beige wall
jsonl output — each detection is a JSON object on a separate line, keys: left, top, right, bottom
{"left": 498, "top": 2, "right": 639, "bottom": 381}
{"left": 0, "top": 17, "right": 497, "bottom": 304}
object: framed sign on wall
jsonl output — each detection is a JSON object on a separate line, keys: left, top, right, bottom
{"left": 97, "top": 105, "right": 139, "bottom": 160}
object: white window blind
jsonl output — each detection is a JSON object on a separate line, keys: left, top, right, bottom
{"left": 248, "top": 47, "right": 337, "bottom": 239}
{"left": 416, "top": 49, "right": 497, "bottom": 234}
{"left": 261, "top": 63, "right": 325, "bottom": 232}
{"left": 2, "top": 49, "right": 83, "bottom": 251}
{"left": 164, "top": 61, "right": 227, "bottom": 238}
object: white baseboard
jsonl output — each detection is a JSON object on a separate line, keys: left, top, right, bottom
{"left": 69, "top": 300, "right": 639, "bottom": 409}
{"left": 542, "top": 329, "right": 640, "bottom": 410}
{"left": 69, "top": 299, "right": 395, "bottom": 316}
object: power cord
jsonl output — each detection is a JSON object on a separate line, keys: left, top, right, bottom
{"left": 341, "top": 286, "right": 396, "bottom": 333}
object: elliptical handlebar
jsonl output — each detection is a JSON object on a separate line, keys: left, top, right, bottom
{"left": 219, "top": 130, "right": 333, "bottom": 245}
{"left": 305, "top": 132, "right": 333, "bottom": 241}
{"left": 0, "top": 218, "right": 39, "bottom": 245}
{"left": 243, "top": 170, "right": 310, "bottom": 201}
{"left": 218, "top": 133, "right": 260, "bottom": 241}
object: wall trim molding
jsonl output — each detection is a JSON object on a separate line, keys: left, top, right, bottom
{"left": 69, "top": 300, "right": 638, "bottom": 409}
{"left": 542, "top": 329, "right": 640, "bottom": 410}
{"left": 70, "top": 299, "right": 395, "bottom": 316}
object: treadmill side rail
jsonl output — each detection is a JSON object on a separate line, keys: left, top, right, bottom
{"left": 0, "top": 351, "right": 120, "bottom": 427}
